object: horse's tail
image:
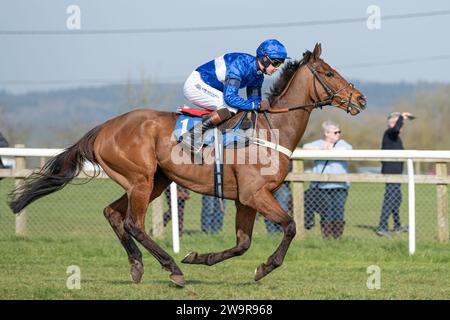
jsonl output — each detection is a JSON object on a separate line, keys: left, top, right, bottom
{"left": 8, "top": 125, "right": 103, "bottom": 214}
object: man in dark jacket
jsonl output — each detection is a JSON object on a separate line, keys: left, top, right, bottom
{"left": 376, "top": 112, "right": 413, "bottom": 237}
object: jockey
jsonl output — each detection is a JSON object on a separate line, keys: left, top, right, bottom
{"left": 180, "top": 39, "right": 289, "bottom": 152}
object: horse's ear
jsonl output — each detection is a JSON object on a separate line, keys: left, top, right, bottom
{"left": 312, "top": 42, "right": 322, "bottom": 61}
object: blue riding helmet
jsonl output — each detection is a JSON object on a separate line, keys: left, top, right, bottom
{"left": 256, "top": 39, "right": 290, "bottom": 59}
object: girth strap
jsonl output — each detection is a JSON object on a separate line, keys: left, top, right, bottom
{"left": 213, "top": 128, "right": 224, "bottom": 199}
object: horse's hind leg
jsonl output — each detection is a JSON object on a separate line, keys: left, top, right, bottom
{"left": 104, "top": 194, "right": 144, "bottom": 283}
{"left": 246, "top": 189, "right": 296, "bottom": 281}
{"left": 124, "top": 178, "right": 185, "bottom": 287}
{"left": 182, "top": 200, "right": 256, "bottom": 266}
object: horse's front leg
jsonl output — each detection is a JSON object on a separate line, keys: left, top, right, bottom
{"left": 246, "top": 188, "right": 296, "bottom": 281}
{"left": 182, "top": 200, "right": 256, "bottom": 265}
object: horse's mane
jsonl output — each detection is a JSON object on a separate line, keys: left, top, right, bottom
{"left": 267, "top": 50, "right": 312, "bottom": 104}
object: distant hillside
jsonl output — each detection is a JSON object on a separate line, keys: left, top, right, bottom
{"left": 351, "top": 80, "right": 442, "bottom": 108}
{"left": 0, "top": 80, "right": 446, "bottom": 147}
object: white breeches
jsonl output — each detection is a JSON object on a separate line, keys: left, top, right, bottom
{"left": 183, "top": 71, "right": 237, "bottom": 113}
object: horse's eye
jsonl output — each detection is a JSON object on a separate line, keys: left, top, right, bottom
{"left": 325, "top": 71, "right": 334, "bottom": 77}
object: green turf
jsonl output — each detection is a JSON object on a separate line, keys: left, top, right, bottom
{"left": 0, "top": 235, "right": 449, "bottom": 299}
{"left": 1, "top": 178, "right": 449, "bottom": 299}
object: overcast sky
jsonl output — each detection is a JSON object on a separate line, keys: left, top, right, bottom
{"left": 1, "top": 0, "right": 450, "bottom": 93}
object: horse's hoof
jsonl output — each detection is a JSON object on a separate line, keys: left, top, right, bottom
{"left": 254, "top": 263, "right": 266, "bottom": 282}
{"left": 181, "top": 252, "right": 197, "bottom": 264}
{"left": 130, "top": 260, "right": 144, "bottom": 284}
{"left": 170, "top": 274, "right": 186, "bottom": 288}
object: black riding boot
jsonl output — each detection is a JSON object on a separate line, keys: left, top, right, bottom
{"left": 180, "top": 109, "right": 233, "bottom": 153}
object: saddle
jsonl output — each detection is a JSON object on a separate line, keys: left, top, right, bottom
{"left": 174, "top": 106, "right": 257, "bottom": 149}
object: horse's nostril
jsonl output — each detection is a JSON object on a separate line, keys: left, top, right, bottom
{"left": 358, "top": 95, "right": 367, "bottom": 106}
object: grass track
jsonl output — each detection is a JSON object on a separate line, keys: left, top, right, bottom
{"left": 1, "top": 234, "right": 449, "bottom": 299}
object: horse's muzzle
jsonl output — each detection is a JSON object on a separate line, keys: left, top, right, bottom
{"left": 357, "top": 95, "right": 367, "bottom": 109}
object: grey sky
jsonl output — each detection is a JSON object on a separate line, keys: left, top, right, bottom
{"left": 1, "top": 0, "right": 450, "bottom": 93}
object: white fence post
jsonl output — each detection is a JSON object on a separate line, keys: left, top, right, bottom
{"left": 407, "top": 159, "right": 416, "bottom": 256}
{"left": 14, "top": 144, "right": 27, "bottom": 236}
{"left": 436, "top": 162, "right": 449, "bottom": 243}
{"left": 170, "top": 182, "right": 180, "bottom": 253}
{"left": 292, "top": 160, "right": 305, "bottom": 240}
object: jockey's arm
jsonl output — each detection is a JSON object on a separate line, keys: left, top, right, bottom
{"left": 223, "top": 77, "right": 261, "bottom": 111}
{"left": 246, "top": 86, "right": 262, "bottom": 105}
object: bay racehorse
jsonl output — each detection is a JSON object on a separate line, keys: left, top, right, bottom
{"left": 9, "top": 43, "right": 366, "bottom": 287}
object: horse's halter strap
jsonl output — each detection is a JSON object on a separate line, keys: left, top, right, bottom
{"left": 268, "top": 62, "right": 361, "bottom": 114}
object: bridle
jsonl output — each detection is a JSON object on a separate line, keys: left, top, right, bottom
{"left": 268, "top": 62, "right": 362, "bottom": 114}
{"left": 257, "top": 60, "right": 363, "bottom": 158}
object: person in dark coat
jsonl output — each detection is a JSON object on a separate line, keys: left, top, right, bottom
{"left": 376, "top": 112, "right": 414, "bottom": 237}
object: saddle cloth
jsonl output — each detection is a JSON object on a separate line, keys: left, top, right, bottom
{"left": 174, "top": 106, "right": 253, "bottom": 148}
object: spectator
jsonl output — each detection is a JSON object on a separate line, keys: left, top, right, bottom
{"left": 375, "top": 112, "right": 413, "bottom": 237}
{"left": 201, "top": 196, "right": 226, "bottom": 234}
{"left": 163, "top": 185, "right": 191, "bottom": 236}
{"left": 265, "top": 162, "right": 293, "bottom": 233}
{"left": 302, "top": 121, "right": 352, "bottom": 240}
{"left": 0, "top": 132, "right": 10, "bottom": 170}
